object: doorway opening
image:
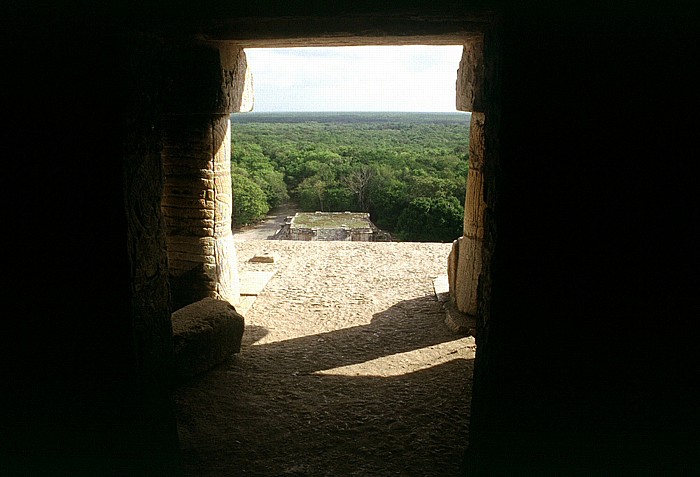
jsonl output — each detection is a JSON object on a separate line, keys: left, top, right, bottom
{"left": 169, "top": 37, "right": 491, "bottom": 477}
{"left": 232, "top": 45, "right": 471, "bottom": 245}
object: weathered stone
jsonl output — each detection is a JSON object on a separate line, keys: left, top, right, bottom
{"left": 447, "top": 237, "right": 461, "bottom": 296}
{"left": 220, "top": 44, "right": 254, "bottom": 113}
{"left": 163, "top": 114, "right": 240, "bottom": 307}
{"left": 455, "top": 234, "right": 481, "bottom": 315}
{"left": 443, "top": 300, "right": 477, "bottom": 336}
{"left": 160, "top": 42, "right": 247, "bottom": 311}
{"left": 172, "top": 298, "right": 245, "bottom": 382}
{"left": 166, "top": 239, "right": 216, "bottom": 257}
{"left": 451, "top": 112, "right": 486, "bottom": 316}
{"left": 463, "top": 112, "right": 486, "bottom": 234}
{"left": 249, "top": 253, "right": 278, "bottom": 263}
{"left": 163, "top": 178, "right": 215, "bottom": 197}
{"left": 281, "top": 212, "right": 380, "bottom": 241}
{"left": 215, "top": 233, "right": 240, "bottom": 305}
{"left": 433, "top": 274, "right": 450, "bottom": 303}
{"left": 456, "top": 39, "right": 485, "bottom": 113}
{"left": 163, "top": 43, "right": 252, "bottom": 115}
{"left": 161, "top": 196, "right": 214, "bottom": 209}
{"left": 162, "top": 206, "right": 215, "bottom": 220}
{"left": 167, "top": 251, "right": 217, "bottom": 264}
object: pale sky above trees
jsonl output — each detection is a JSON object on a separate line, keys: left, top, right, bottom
{"left": 243, "top": 45, "right": 464, "bottom": 112}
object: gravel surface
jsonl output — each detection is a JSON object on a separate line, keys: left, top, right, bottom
{"left": 174, "top": 240, "right": 476, "bottom": 477}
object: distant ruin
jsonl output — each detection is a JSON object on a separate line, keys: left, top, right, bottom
{"left": 274, "top": 212, "right": 390, "bottom": 241}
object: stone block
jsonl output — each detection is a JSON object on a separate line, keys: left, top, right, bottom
{"left": 455, "top": 235, "right": 481, "bottom": 315}
{"left": 172, "top": 297, "right": 244, "bottom": 381}
{"left": 456, "top": 39, "right": 484, "bottom": 113}
{"left": 215, "top": 234, "right": 240, "bottom": 305}
{"left": 443, "top": 300, "right": 477, "bottom": 336}
{"left": 433, "top": 274, "right": 450, "bottom": 303}
{"left": 447, "top": 237, "right": 461, "bottom": 295}
{"left": 249, "top": 252, "right": 277, "bottom": 263}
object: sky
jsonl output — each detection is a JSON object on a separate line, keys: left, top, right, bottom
{"left": 243, "top": 45, "right": 464, "bottom": 112}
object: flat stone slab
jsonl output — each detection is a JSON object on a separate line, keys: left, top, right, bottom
{"left": 172, "top": 298, "right": 244, "bottom": 382}
{"left": 433, "top": 274, "right": 450, "bottom": 303}
{"left": 239, "top": 271, "right": 276, "bottom": 296}
{"left": 249, "top": 252, "right": 278, "bottom": 263}
{"left": 236, "top": 296, "right": 257, "bottom": 316}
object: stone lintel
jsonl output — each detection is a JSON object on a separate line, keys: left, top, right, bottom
{"left": 164, "top": 42, "right": 252, "bottom": 115}
{"left": 201, "top": 13, "right": 489, "bottom": 45}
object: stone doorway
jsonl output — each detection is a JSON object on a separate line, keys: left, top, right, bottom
{"left": 165, "top": 27, "right": 492, "bottom": 477}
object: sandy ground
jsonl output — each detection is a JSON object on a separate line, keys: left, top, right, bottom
{"left": 174, "top": 240, "right": 476, "bottom": 477}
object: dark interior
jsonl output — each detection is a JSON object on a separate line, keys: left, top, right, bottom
{"left": 2, "top": 1, "right": 698, "bottom": 475}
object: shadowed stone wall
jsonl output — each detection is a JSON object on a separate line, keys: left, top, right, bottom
{"left": 464, "top": 5, "right": 698, "bottom": 475}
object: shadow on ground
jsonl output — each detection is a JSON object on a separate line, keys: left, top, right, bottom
{"left": 175, "top": 295, "right": 475, "bottom": 477}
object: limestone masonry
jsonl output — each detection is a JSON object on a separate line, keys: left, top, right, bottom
{"left": 274, "top": 212, "right": 390, "bottom": 241}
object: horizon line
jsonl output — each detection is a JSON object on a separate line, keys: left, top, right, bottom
{"left": 232, "top": 110, "right": 471, "bottom": 114}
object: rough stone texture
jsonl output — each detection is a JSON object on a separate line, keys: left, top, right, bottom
{"left": 163, "top": 43, "right": 253, "bottom": 115}
{"left": 447, "top": 236, "right": 461, "bottom": 296}
{"left": 212, "top": 117, "right": 241, "bottom": 305}
{"left": 444, "top": 300, "right": 477, "bottom": 335}
{"left": 162, "top": 42, "right": 247, "bottom": 309}
{"left": 249, "top": 252, "right": 277, "bottom": 263}
{"left": 280, "top": 212, "right": 379, "bottom": 241}
{"left": 456, "top": 38, "right": 485, "bottom": 113}
{"left": 221, "top": 45, "right": 254, "bottom": 112}
{"left": 123, "top": 32, "right": 175, "bottom": 386}
{"left": 449, "top": 112, "right": 486, "bottom": 316}
{"left": 163, "top": 114, "right": 241, "bottom": 309}
{"left": 201, "top": 8, "right": 488, "bottom": 46}
{"left": 451, "top": 37, "right": 487, "bottom": 317}
{"left": 172, "top": 298, "right": 245, "bottom": 382}
{"left": 454, "top": 235, "right": 480, "bottom": 315}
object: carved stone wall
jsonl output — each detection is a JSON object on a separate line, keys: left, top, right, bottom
{"left": 124, "top": 32, "right": 174, "bottom": 386}
{"left": 162, "top": 43, "right": 252, "bottom": 310}
{"left": 449, "top": 39, "right": 487, "bottom": 316}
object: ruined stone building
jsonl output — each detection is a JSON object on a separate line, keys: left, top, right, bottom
{"left": 2, "top": 1, "right": 698, "bottom": 475}
{"left": 277, "top": 212, "right": 382, "bottom": 241}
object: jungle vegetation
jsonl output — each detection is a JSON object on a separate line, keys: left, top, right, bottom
{"left": 231, "top": 112, "right": 470, "bottom": 243}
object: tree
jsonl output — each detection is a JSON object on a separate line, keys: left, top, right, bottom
{"left": 231, "top": 112, "right": 470, "bottom": 239}
{"left": 396, "top": 196, "right": 463, "bottom": 243}
{"left": 232, "top": 143, "right": 289, "bottom": 208}
{"left": 255, "top": 168, "right": 289, "bottom": 208}
{"left": 344, "top": 165, "right": 374, "bottom": 211}
{"left": 231, "top": 170, "right": 269, "bottom": 226}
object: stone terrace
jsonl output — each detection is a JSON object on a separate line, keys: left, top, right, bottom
{"left": 174, "top": 240, "right": 476, "bottom": 477}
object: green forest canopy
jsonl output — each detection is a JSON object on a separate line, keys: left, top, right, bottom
{"left": 231, "top": 112, "right": 470, "bottom": 243}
